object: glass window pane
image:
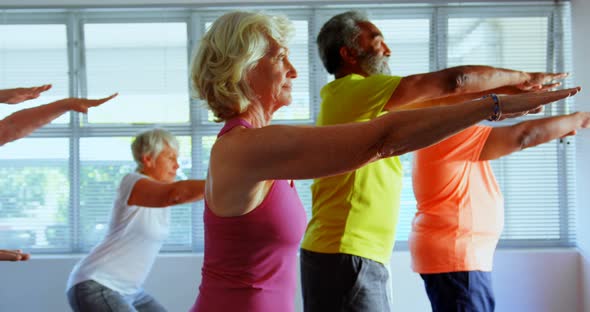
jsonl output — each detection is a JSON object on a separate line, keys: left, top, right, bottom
{"left": 0, "top": 24, "right": 69, "bottom": 124}
{"left": 493, "top": 142, "right": 562, "bottom": 240}
{"left": 448, "top": 17, "right": 548, "bottom": 71}
{"left": 375, "top": 18, "right": 431, "bottom": 76}
{"left": 370, "top": 18, "right": 429, "bottom": 241}
{"left": 84, "top": 23, "right": 189, "bottom": 124}
{"left": 0, "top": 138, "right": 70, "bottom": 251}
{"left": 273, "top": 20, "right": 310, "bottom": 121}
{"left": 193, "top": 135, "right": 217, "bottom": 250}
{"left": 395, "top": 153, "right": 417, "bottom": 241}
{"left": 447, "top": 17, "right": 560, "bottom": 116}
{"left": 166, "top": 136, "right": 192, "bottom": 249}
{"left": 448, "top": 15, "right": 571, "bottom": 243}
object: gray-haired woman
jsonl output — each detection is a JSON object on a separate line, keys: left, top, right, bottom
{"left": 67, "top": 128, "right": 205, "bottom": 312}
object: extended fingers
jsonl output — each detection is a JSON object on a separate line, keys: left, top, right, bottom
{"left": 539, "top": 86, "right": 580, "bottom": 102}
{"left": 528, "top": 72, "right": 568, "bottom": 86}
{"left": 0, "top": 249, "right": 28, "bottom": 261}
{"left": 20, "top": 252, "right": 30, "bottom": 261}
{"left": 29, "top": 84, "right": 52, "bottom": 94}
{"left": 91, "top": 93, "right": 118, "bottom": 106}
{"left": 550, "top": 72, "right": 569, "bottom": 81}
{"left": 563, "top": 130, "right": 577, "bottom": 137}
{"left": 76, "top": 93, "right": 118, "bottom": 113}
{"left": 12, "top": 249, "right": 30, "bottom": 261}
{"left": 564, "top": 86, "right": 581, "bottom": 94}
{"left": 34, "top": 84, "right": 52, "bottom": 92}
{"left": 538, "top": 82, "right": 561, "bottom": 91}
{"left": 103, "top": 93, "right": 118, "bottom": 101}
{"left": 548, "top": 86, "right": 580, "bottom": 96}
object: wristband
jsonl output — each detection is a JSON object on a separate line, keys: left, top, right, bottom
{"left": 483, "top": 93, "right": 502, "bottom": 121}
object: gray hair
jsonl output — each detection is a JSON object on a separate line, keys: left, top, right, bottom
{"left": 317, "top": 10, "right": 369, "bottom": 75}
{"left": 190, "top": 11, "right": 294, "bottom": 122}
{"left": 131, "top": 128, "right": 179, "bottom": 172}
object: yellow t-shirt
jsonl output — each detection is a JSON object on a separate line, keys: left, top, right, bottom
{"left": 409, "top": 125, "right": 504, "bottom": 273}
{"left": 301, "top": 74, "right": 402, "bottom": 264}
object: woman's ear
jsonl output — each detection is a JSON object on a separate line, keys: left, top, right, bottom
{"left": 141, "top": 154, "right": 153, "bottom": 169}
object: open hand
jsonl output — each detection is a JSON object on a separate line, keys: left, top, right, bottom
{"left": 0, "top": 249, "right": 30, "bottom": 261}
{"left": 0, "top": 84, "right": 52, "bottom": 104}
{"left": 576, "top": 111, "right": 590, "bottom": 128}
{"left": 58, "top": 93, "right": 119, "bottom": 113}
{"left": 500, "top": 86, "right": 580, "bottom": 118}
{"left": 517, "top": 72, "right": 568, "bottom": 91}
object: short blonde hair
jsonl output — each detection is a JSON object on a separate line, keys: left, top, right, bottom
{"left": 131, "top": 128, "right": 179, "bottom": 172}
{"left": 190, "top": 11, "right": 294, "bottom": 122}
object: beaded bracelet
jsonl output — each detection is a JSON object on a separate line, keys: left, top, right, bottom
{"left": 483, "top": 93, "right": 502, "bottom": 121}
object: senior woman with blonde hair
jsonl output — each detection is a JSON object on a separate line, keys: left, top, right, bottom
{"left": 67, "top": 128, "right": 205, "bottom": 312}
{"left": 189, "top": 11, "right": 579, "bottom": 312}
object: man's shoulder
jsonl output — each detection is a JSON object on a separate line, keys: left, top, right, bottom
{"left": 333, "top": 73, "right": 400, "bottom": 83}
{"left": 323, "top": 74, "right": 400, "bottom": 93}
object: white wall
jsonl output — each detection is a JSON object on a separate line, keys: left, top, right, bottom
{"left": 0, "top": 250, "right": 580, "bottom": 312}
{"left": 572, "top": 0, "right": 590, "bottom": 311}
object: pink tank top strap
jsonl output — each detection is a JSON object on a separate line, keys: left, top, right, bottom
{"left": 218, "top": 118, "right": 252, "bottom": 137}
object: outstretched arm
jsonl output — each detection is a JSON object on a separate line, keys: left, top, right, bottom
{"left": 128, "top": 178, "right": 206, "bottom": 208}
{"left": 0, "top": 84, "right": 52, "bottom": 104}
{"left": 0, "top": 249, "right": 30, "bottom": 261}
{"left": 480, "top": 111, "right": 590, "bottom": 160}
{"left": 391, "top": 83, "right": 561, "bottom": 111}
{"left": 0, "top": 94, "right": 117, "bottom": 146}
{"left": 385, "top": 65, "right": 567, "bottom": 110}
{"left": 216, "top": 87, "right": 580, "bottom": 182}
{"left": 209, "top": 87, "right": 579, "bottom": 217}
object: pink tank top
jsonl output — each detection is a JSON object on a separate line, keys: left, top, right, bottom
{"left": 190, "top": 118, "right": 307, "bottom": 312}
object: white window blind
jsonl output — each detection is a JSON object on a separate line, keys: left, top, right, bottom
{"left": 78, "top": 19, "right": 195, "bottom": 251}
{"left": 442, "top": 5, "right": 575, "bottom": 246}
{"left": 0, "top": 2, "right": 575, "bottom": 254}
{"left": 0, "top": 23, "right": 69, "bottom": 124}
{"left": 83, "top": 22, "right": 190, "bottom": 124}
{"left": 370, "top": 12, "right": 433, "bottom": 242}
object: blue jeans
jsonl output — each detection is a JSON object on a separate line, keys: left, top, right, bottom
{"left": 420, "top": 271, "right": 495, "bottom": 312}
{"left": 300, "top": 249, "right": 390, "bottom": 312}
{"left": 67, "top": 280, "right": 167, "bottom": 312}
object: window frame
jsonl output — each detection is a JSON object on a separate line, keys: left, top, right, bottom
{"left": 0, "top": 2, "right": 575, "bottom": 254}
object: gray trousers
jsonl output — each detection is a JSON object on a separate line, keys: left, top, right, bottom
{"left": 300, "top": 249, "right": 391, "bottom": 312}
{"left": 67, "top": 280, "right": 167, "bottom": 312}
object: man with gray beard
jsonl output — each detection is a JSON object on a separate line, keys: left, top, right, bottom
{"left": 299, "top": 10, "right": 567, "bottom": 312}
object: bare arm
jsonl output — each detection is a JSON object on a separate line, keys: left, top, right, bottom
{"left": 0, "top": 84, "right": 52, "bottom": 104}
{"left": 215, "top": 87, "right": 579, "bottom": 182}
{"left": 0, "top": 94, "right": 117, "bottom": 146}
{"left": 128, "top": 178, "right": 206, "bottom": 208}
{"left": 384, "top": 66, "right": 567, "bottom": 110}
{"left": 391, "top": 83, "right": 563, "bottom": 111}
{"left": 209, "top": 87, "right": 578, "bottom": 216}
{"left": 480, "top": 111, "right": 590, "bottom": 160}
